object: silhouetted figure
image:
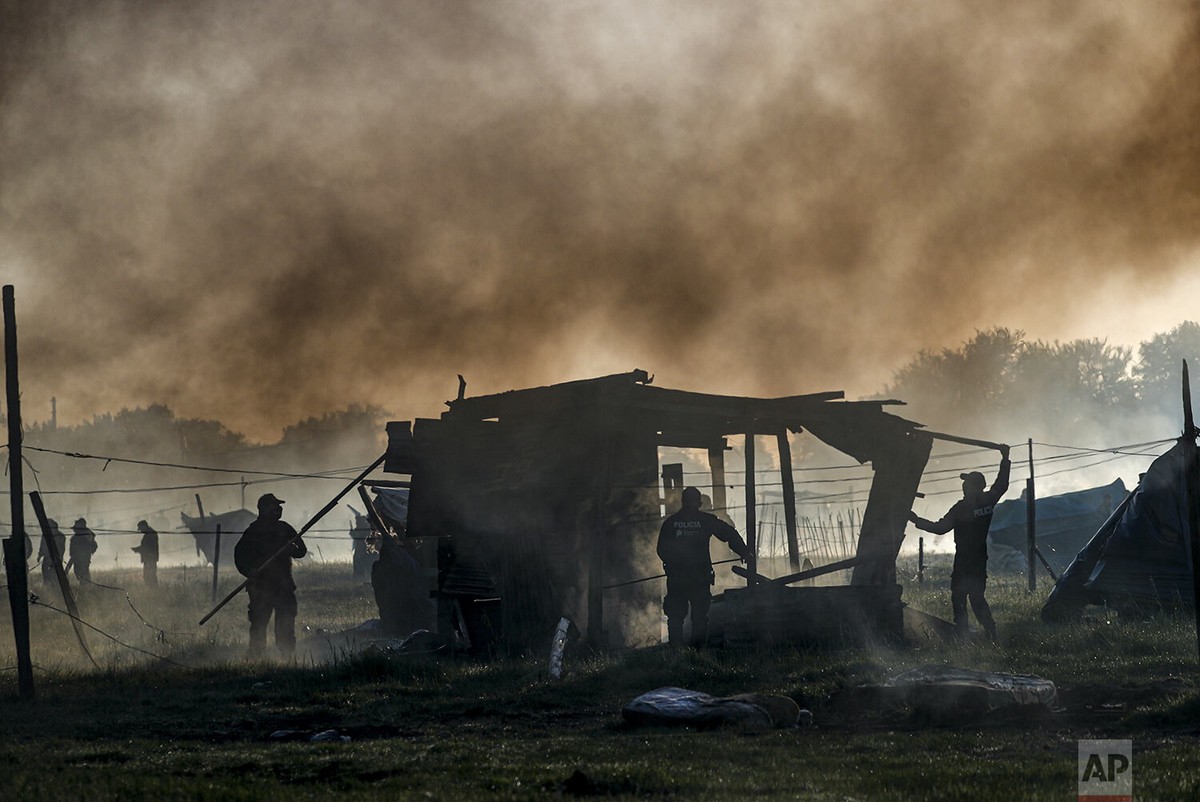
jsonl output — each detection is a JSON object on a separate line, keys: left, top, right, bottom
{"left": 234, "top": 493, "right": 306, "bottom": 658}
{"left": 910, "top": 445, "right": 1011, "bottom": 640}
{"left": 349, "top": 512, "right": 378, "bottom": 580}
{"left": 69, "top": 518, "right": 98, "bottom": 583}
{"left": 132, "top": 520, "right": 160, "bottom": 588}
{"left": 657, "top": 486, "right": 749, "bottom": 647}
{"left": 39, "top": 518, "right": 66, "bottom": 589}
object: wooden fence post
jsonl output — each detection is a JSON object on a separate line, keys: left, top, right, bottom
{"left": 3, "top": 284, "right": 34, "bottom": 698}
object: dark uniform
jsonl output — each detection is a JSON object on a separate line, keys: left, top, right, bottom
{"left": 910, "top": 452, "right": 1011, "bottom": 639}
{"left": 69, "top": 518, "right": 98, "bottom": 582}
{"left": 132, "top": 520, "right": 159, "bottom": 588}
{"left": 234, "top": 494, "right": 306, "bottom": 657}
{"left": 657, "top": 488, "right": 748, "bottom": 647}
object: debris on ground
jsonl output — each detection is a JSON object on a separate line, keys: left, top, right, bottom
{"left": 309, "top": 729, "right": 351, "bottom": 743}
{"left": 548, "top": 616, "right": 580, "bottom": 680}
{"left": 621, "top": 686, "right": 809, "bottom": 730}
{"left": 269, "top": 728, "right": 351, "bottom": 743}
{"left": 863, "top": 664, "right": 1059, "bottom": 724}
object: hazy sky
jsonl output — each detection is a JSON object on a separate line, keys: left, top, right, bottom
{"left": 3, "top": 1, "right": 1198, "bottom": 441}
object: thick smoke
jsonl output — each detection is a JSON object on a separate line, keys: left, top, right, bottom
{"left": 2, "top": 1, "right": 1198, "bottom": 440}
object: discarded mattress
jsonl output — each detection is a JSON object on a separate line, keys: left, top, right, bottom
{"left": 622, "top": 686, "right": 805, "bottom": 730}
{"left": 874, "top": 664, "right": 1058, "bottom": 716}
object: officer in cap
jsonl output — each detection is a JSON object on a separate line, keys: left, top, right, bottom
{"left": 909, "top": 445, "right": 1011, "bottom": 640}
{"left": 132, "top": 520, "right": 160, "bottom": 587}
{"left": 69, "top": 517, "right": 98, "bottom": 582}
{"left": 657, "top": 486, "right": 749, "bottom": 647}
{"left": 234, "top": 493, "right": 307, "bottom": 658}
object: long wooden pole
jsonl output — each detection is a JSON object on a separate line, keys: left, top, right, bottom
{"left": 211, "top": 524, "right": 222, "bottom": 604}
{"left": 1026, "top": 438, "right": 1036, "bottom": 593}
{"left": 776, "top": 430, "right": 801, "bottom": 570}
{"left": 199, "top": 453, "right": 386, "bottom": 625}
{"left": 1180, "top": 360, "right": 1200, "bottom": 667}
{"left": 30, "top": 492, "right": 95, "bottom": 666}
{"left": 3, "top": 285, "right": 34, "bottom": 698}
{"left": 744, "top": 430, "right": 757, "bottom": 585}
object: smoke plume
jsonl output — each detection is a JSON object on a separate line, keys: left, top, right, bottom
{"left": 2, "top": 1, "right": 1198, "bottom": 440}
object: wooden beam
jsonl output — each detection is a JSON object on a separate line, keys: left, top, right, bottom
{"left": 1181, "top": 360, "right": 1200, "bottom": 668}
{"left": 708, "top": 444, "right": 728, "bottom": 516}
{"left": 733, "top": 555, "right": 865, "bottom": 586}
{"left": 30, "top": 492, "right": 94, "bottom": 667}
{"left": 3, "top": 285, "right": 34, "bottom": 698}
{"left": 777, "top": 430, "right": 801, "bottom": 570}
{"left": 744, "top": 431, "right": 757, "bottom": 585}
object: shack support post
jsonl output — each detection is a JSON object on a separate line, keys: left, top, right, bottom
{"left": 1180, "top": 360, "right": 1200, "bottom": 667}
{"left": 211, "top": 525, "right": 222, "bottom": 604}
{"left": 776, "top": 429, "right": 801, "bottom": 570}
{"left": 708, "top": 444, "right": 727, "bottom": 516}
{"left": 3, "top": 284, "right": 34, "bottom": 699}
{"left": 918, "top": 537, "right": 924, "bottom": 584}
{"left": 744, "top": 430, "right": 757, "bottom": 585}
{"left": 1026, "top": 438, "right": 1036, "bottom": 593}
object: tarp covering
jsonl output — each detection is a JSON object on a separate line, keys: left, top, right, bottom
{"left": 989, "top": 479, "right": 1126, "bottom": 571}
{"left": 621, "top": 686, "right": 802, "bottom": 730}
{"left": 370, "top": 487, "right": 409, "bottom": 533}
{"left": 1043, "top": 441, "right": 1195, "bottom": 619}
{"left": 180, "top": 508, "right": 256, "bottom": 566}
{"left": 875, "top": 665, "right": 1058, "bottom": 715}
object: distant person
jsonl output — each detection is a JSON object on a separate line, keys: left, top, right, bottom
{"left": 349, "top": 511, "right": 377, "bottom": 580}
{"left": 699, "top": 493, "right": 736, "bottom": 527}
{"left": 69, "top": 518, "right": 98, "bottom": 582}
{"left": 909, "top": 445, "right": 1011, "bottom": 641}
{"left": 657, "top": 486, "right": 749, "bottom": 647}
{"left": 234, "top": 493, "right": 307, "bottom": 658}
{"left": 39, "top": 518, "right": 66, "bottom": 588}
{"left": 132, "top": 520, "right": 160, "bottom": 588}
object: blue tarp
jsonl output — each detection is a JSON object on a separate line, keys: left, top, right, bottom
{"left": 1043, "top": 441, "right": 1195, "bottom": 619}
{"left": 988, "top": 478, "right": 1126, "bottom": 571}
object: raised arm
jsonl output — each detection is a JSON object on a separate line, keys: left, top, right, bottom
{"left": 909, "top": 506, "right": 958, "bottom": 535}
{"left": 987, "top": 445, "right": 1012, "bottom": 502}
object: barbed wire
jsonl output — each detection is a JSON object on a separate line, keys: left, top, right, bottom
{"left": 28, "top": 594, "right": 190, "bottom": 669}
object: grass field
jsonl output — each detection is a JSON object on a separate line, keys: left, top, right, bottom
{"left": 0, "top": 558, "right": 1197, "bottom": 800}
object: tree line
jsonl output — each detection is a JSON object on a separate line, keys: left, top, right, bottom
{"left": 882, "top": 321, "right": 1200, "bottom": 446}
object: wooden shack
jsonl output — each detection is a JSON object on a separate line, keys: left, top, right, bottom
{"left": 380, "top": 369, "right": 939, "bottom": 653}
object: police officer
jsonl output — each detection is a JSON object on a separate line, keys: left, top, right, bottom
{"left": 909, "top": 445, "right": 1011, "bottom": 640}
{"left": 234, "top": 493, "right": 306, "bottom": 658}
{"left": 69, "top": 518, "right": 98, "bottom": 582}
{"left": 657, "top": 486, "right": 749, "bottom": 647}
{"left": 132, "top": 520, "right": 160, "bottom": 588}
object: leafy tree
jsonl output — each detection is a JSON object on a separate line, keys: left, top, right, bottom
{"left": 885, "top": 328, "right": 1024, "bottom": 429}
{"left": 1134, "top": 321, "right": 1200, "bottom": 416}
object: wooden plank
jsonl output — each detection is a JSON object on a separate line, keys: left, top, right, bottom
{"left": 30, "top": 492, "right": 95, "bottom": 667}
{"left": 1180, "top": 360, "right": 1200, "bottom": 666}
{"left": 777, "top": 430, "right": 801, "bottom": 570}
{"left": 4, "top": 285, "right": 34, "bottom": 697}
{"left": 733, "top": 555, "right": 865, "bottom": 586}
{"left": 708, "top": 444, "right": 727, "bottom": 516}
{"left": 744, "top": 431, "right": 757, "bottom": 585}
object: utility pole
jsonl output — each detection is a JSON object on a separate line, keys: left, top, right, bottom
{"left": 3, "top": 285, "right": 35, "bottom": 698}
